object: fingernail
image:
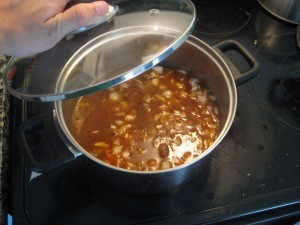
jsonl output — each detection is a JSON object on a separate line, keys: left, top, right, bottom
{"left": 94, "top": 1, "right": 109, "bottom": 16}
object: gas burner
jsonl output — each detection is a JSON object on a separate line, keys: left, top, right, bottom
{"left": 253, "top": 33, "right": 300, "bottom": 131}
{"left": 192, "top": 0, "right": 252, "bottom": 37}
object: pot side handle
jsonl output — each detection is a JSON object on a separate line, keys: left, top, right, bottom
{"left": 213, "top": 40, "right": 260, "bottom": 86}
{"left": 17, "top": 112, "right": 77, "bottom": 173}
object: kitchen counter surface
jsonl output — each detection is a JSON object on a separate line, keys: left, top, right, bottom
{"left": 0, "top": 55, "right": 9, "bottom": 225}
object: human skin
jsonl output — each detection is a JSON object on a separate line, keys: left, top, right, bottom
{"left": 0, "top": 0, "right": 108, "bottom": 57}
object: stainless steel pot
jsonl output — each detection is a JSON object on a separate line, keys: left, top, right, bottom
{"left": 257, "top": 0, "right": 300, "bottom": 47}
{"left": 258, "top": 0, "right": 300, "bottom": 24}
{"left": 17, "top": 36, "right": 259, "bottom": 194}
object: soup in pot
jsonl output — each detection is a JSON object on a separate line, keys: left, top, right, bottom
{"left": 71, "top": 67, "right": 220, "bottom": 171}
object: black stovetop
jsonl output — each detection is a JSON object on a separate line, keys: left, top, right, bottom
{"left": 6, "top": 0, "right": 300, "bottom": 224}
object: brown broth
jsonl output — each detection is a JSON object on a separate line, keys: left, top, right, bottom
{"left": 71, "top": 67, "right": 220, "bottom": 171}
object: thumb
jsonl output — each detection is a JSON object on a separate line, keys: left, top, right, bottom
{"left": 47, "top": 1, "right": 109, "bottom": 39}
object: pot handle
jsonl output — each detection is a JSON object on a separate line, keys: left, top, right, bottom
{"left": 213, "top": 40, "right": 260, "bottom": 86}
{"left": 17, "top": 111, "right": 79, "bottom": 173}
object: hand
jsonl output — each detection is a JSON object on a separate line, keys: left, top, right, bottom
{"left": 0, "top": 0, "right": 109, "bottom": 57}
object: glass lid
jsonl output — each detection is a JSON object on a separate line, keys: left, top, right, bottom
{"left": 4, "top": 0, "right": 196, "bottom": 102}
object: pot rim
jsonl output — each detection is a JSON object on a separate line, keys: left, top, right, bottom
{"left": 55, "top": 35, "right": 237, "bottom": 175}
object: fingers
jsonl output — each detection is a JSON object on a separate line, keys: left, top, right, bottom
{"left": 45, "top": 1, "right": 109, "bottom": 44}
{"left": 63, "top": 1, "right": 109, "bottom": 31}
{"left": 66, "top": 1, "right": 108, "bottom": 30}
